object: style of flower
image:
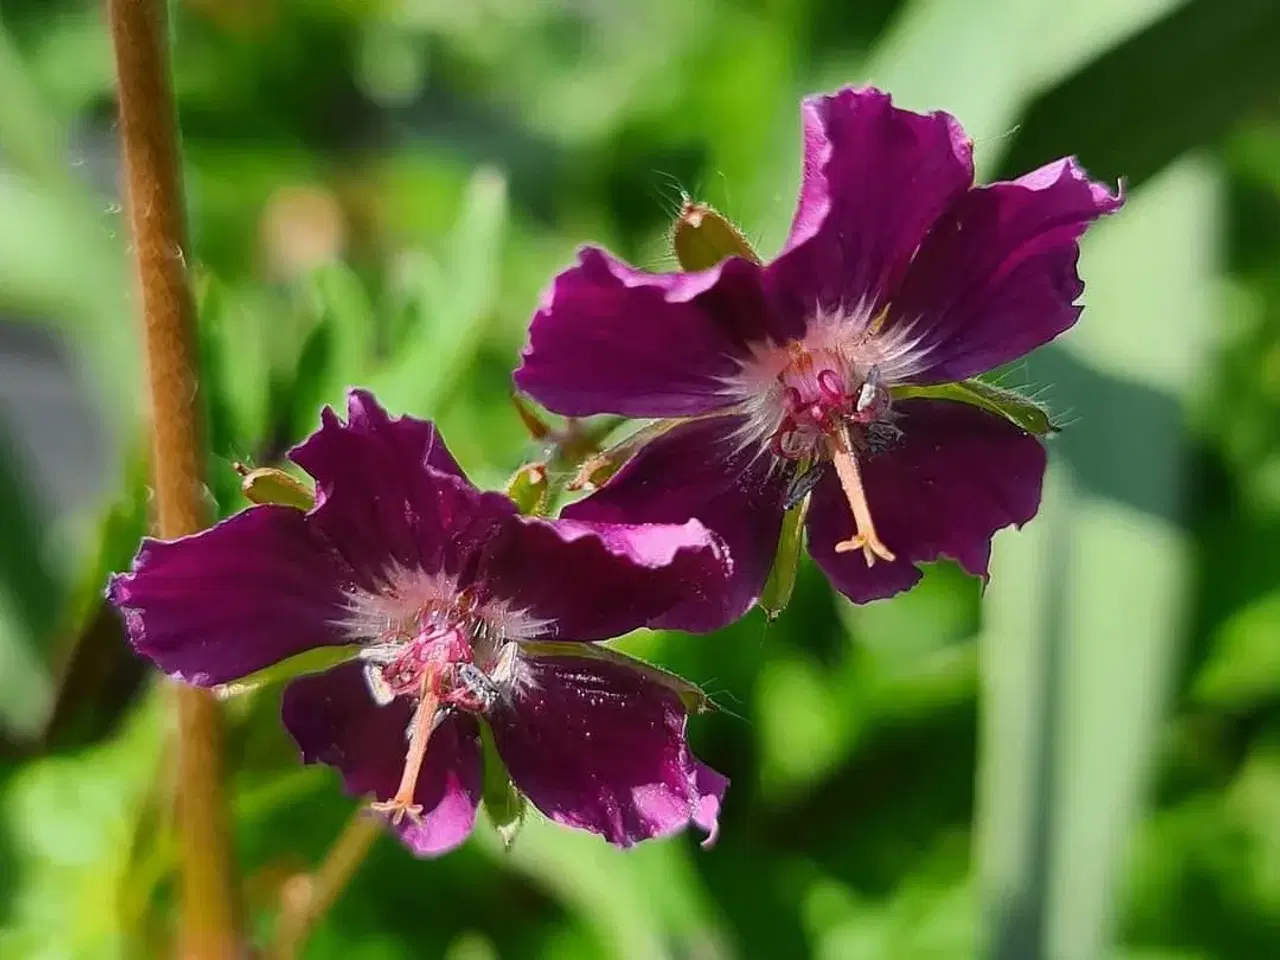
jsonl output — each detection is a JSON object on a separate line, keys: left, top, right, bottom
{"left": 108, "top": 391, "right": 730, "bottom": 855}
{"left": 515, "top": 85, "right": 1122, "bottom": 616}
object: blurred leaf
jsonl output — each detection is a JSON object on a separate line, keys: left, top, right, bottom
{"left": 308, "top": 261, "right": 379, "bottom": 409}
{"left": 1000, "top": 0, "right": 1280, "bottom": 190}
{"left": 196, "top": 272, "right": 273, "bottom": 456}
{"left": 0, "top": 421, "right": 58, "bottom": 739}
{"left": 1193, "top": 591, "right": 1280, "bottom": 709}
{"left": 372, "top": 168, "right": 508, "bottom": 417}
{"left": 978, "top": 159, "right": 1215, "bottom": 960}
{"left": 38, "top": 451, "right": 150, "bottom": 750}
{"left": 0, "top": 692, "right": 165, "bottom": 957}
{"left": 757, "top": 651, "right": 860, "bottom": 801}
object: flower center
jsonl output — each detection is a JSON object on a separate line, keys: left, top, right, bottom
{"left": 360, "top": 613, "right": 503, "bottom": 823}
{"left": 765, "top": 345, "right": 896, "bottom": 567}
{"left": 341, "top": 571, "right": 540, "bottom": 824}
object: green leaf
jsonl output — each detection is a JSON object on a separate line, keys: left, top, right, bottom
{"left": 478, "top": 720, "right": 526, "bottom": 850}
{"left": 758, "top": 494, "right": 809, "bottom": 621}
{"left": 1193, "top": 590, "right": 1280, "bottom": 708}
{"left": 892, "top": 379, "right": 1058, "bottom": 436}
{"left": 211, "top": 644, "right": 363, "bottom": 700}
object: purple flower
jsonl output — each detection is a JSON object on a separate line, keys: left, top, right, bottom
{"left": 108, "top": 391, "right": 730, "bottom": 855}
{"left": 515, "top": 86, "right": 1122, "bottom": 615}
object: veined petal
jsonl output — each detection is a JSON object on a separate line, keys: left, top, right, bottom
{"left": 771, "top": 86, "right": 974, "bottom": 321}
{"left": 515, "top": 247, "right": 787, "bottom": 418}
{"left": 289, "top": 390, "right": 514, "bottom": 588}
{"left": 490, "top": 654, "right": 726, "bottom": 848}
{"left": 107, "top": 505, "right": 349, "bottom": 686}
{"left": 876, "top": 158, "right": 1123, "bottom": 384}
{"left": 481, "top": 514, "right": 733, "bottom": 638}
{"left": 807, "top": 399, "right": 1046, "bottom": 603}
{"left": 562, "top": 416, "right": 788, "bottom": 626}
{"left": 282, "top": 663, "right": 483, "bottom": 857}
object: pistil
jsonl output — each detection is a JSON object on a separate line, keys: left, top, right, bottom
{"left": 370, "top": 678, "right": 440, "bottom": 824}
{"left": 826, "top": 424, "right": 896, "bottom": 566}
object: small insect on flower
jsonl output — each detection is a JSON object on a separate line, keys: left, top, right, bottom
{"left": 515, "top": 85, "right": 1122, "bottom": 617}
{"left": 108, "top": 390, "right": 730, "bottom": 855}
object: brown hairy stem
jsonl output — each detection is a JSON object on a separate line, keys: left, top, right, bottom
{"left": 105, "top": 0, "right": 241, "bottom": 954}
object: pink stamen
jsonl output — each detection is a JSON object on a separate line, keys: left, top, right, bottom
{"left": 817, "top": 368, "right": 846, "bottom": 405}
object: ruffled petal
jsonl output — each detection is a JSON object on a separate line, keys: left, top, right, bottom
{"left": 562, "top": 416, "right": 787, "bottom": 625}
{"left": 490, "top": 653, "right": 726, "bottom": 848}
{"left": 514, "top": 247, "right": 790, "bottom": 418}
{"left": 771, "top": 86, "right": 974, "bottom": 319}
{"left": 107, "top": 505, "right": 349, "bottom": 686}
{"left": 282, "top": 663, "right": 483, "bottom": 857}
{"left": 806, "top": 399, "right": 1046, "bottom": 603}
{"left": 875, "top": 158, "right": 1123, "bottom": 384}
{"left": 481, "top": 515, "right": 733, "bottom": 638}
{"left": 289, "top": 391, "right": 514, "bottom": 589}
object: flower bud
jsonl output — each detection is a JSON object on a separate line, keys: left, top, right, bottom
{"left": 236, "top": 464, "right": 315, "bottom": 511}
{"left": 671, "top": 199, "right": 761, "bottom": 271}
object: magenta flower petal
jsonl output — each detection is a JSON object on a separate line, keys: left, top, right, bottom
{"left": 806, "top": 399, "right": 1046, "bottom": 603}
{"left": 516, "top": 86, "right": 1115, "bottom": 610}
{"left": 106, "top": 505, "right": 349, "bottom": 686}
{"left": 111, "top": 390, "right": 733, "bottom": 851}
{"left": 772, "top": 86, "right": 974, "bottom": 313}
{"left": 481, "top": 515, "right": 733, "bottom": 637}
{"left": 876, "top": 158, "right": 1124, "bottom": 384}
{"left": 290, "top": 390, "right": 514, "bottom": 588}
{"left": 514, "top": 247, "right": 794, "bottom": 418}
{"left": 490, "top": 654, "right": 726, "bottom": 848}
{"left": 563, "top": 416, "right": 787, "bottom": 624}
{"left": 282, "top": 663, "right": 483, "bottom": 857}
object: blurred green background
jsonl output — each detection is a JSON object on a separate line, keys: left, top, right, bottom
{"left": 2, "top": 0, "right": 1279, "bottom": 957}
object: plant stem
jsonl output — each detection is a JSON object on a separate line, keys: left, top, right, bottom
{"left": 105, "top": 0, "right": 241, "bottom": 955}
{"left": 271, "top": 808, "right": 382, "bottom": 960}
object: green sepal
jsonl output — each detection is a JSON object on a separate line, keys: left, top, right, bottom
{"left": 478, "top": 718, "right": 527, "bottom": 850}
{"left": 519, "top": 640, "right": 713, "bottom": 715}
{"left": 759, "top": 493, "right": 810, "bottom": 621}
{"left": 567, "top": 417, "right": 686, "bottom": 492}
{"left": 892, "top": 379, "right": 1059, "bottom": 436}
{"left": 211, "top": 644, "right": 362, "bottom": 700}
{"left": 505, "top": 462, "right": 550, "bottom": 516}
{"left": 671, "top": 200, "right": 761, "bottom": 271}
{"left": 237, "top": 465, "right": 316, "bottom": 511}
